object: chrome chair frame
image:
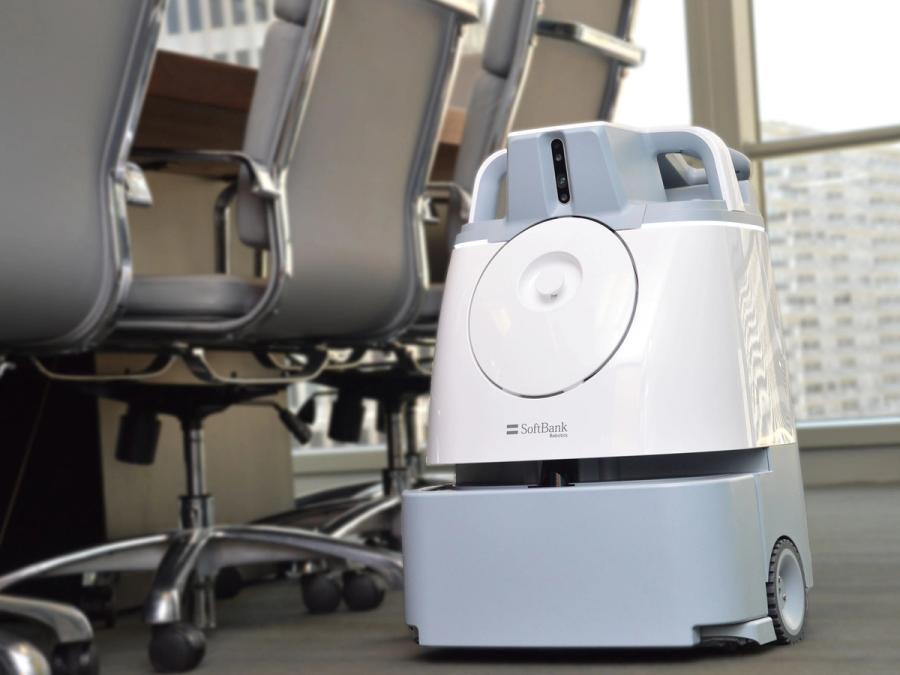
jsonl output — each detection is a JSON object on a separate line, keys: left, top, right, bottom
{"left": 115, "top": 0, "right": 335, "bottom": 343}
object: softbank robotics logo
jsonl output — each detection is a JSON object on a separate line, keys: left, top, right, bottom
{"left": 506, "top": 421, "right": 569, "bottom": 438}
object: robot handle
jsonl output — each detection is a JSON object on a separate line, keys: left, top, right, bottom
{"left": 646, "top": 127, "right": 746, "bottom": 212}
{"left": 469, "top": 149, "right": 508, "bottom": 223}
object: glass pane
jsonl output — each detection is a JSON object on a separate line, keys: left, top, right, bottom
{"left": 187, "top": 0, "right": 203, "bottom": 31}
{"left": 754, "top": 0, "right": 900, "bottom": 140}
{"left": 231, "top": 0, "right": 247, "bottom": 25}
{"left": 209, "top": 0, "right": 225, "bottom": 28}
{"left": 166, "top": 0, "right": 181, "bottom": 34}
{"left": 613, "top": 0, "right": 690, "bottom": 127}
{"left": 254, "top": 0, "right": 269, "bottom": 22}
{"left": 764, "top": 142, "right": 900, "bottom": 420}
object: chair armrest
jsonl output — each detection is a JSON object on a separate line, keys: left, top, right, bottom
{"left": 425, "top": 181, "right": 473, "bottom": 255}
{"left": 425, "top": 181, "right": 472, "bottom": 223}
{"left": 123, "top": 161, "right": 153, "bottom": 207}
{"left": 424, "top": 0, "right": 480, "bottom": 23}
{"left": 131, "top": 148, "right": 280, "bottom": 199}
{"left": 131, "top": 150, "right": 274, "bottom": 273}
{"left": 536, "top": 19, "right": 644, "bottom": 67}
{"left": 213, "top": 181, "right": 239, "bottom": 274}
{"left": 0, "top": 356, "right": 13, "bottom": 380}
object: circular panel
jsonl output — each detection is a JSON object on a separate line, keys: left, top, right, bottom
{"left": 469, "top": 217, "right": 637, "bottom": 397}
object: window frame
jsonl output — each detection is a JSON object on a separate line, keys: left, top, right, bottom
{"left": 685, "top": 0, "right": 900, "bottom": 447}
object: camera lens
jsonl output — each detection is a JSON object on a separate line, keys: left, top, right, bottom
{"left": 551, "top": 139, "right": 569, "bottom": 204}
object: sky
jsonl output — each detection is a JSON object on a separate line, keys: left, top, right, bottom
{"left": 613, "top": 0, "right": 900, "bottom": 136}
{"left": 753, "top": 0, "right": 900, "bottom": 135}
{"left": 613, "top": 0, "right": 691, "bottom": 127}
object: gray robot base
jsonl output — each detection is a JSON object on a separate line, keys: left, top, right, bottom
{"left": 402, "top": 442, "right": 812, "bottom": 648}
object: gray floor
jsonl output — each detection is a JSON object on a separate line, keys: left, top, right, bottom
{"left": 90, "top": 484, "right": 900, "bottom": 674}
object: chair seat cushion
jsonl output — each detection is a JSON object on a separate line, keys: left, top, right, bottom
{"left": 124, "top": 275, "right": 265, "bottom": 319}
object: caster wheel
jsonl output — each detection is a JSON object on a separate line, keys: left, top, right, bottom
{"left": 148, "top": 622, "right": 206, "bottom": 673}
{"left": 214, "top": 566, "right": 243, "bottom": 600}
{"left": 767, "top": 538, "right": 807, "bottom": 644}
{"left": 342, "top": 570, "right": 385, "bottom": 612}
{"left": 300, "top": 573, "right": 342, "bottom": 614}
{"left": 0, "top": 637, "right": 50, "bottom": 675}
{"left": 50, "top": 641, "right": 98, "bottom": 675}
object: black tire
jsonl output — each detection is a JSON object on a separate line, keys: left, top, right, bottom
{"left": 300, "top": 573, "right": 342, "bottom": 614}
{"left": 214, "top": 566, "right": 243, "bottom": 600}
{"left": 51, "top": 641, "right": 99, "bottom": 675}
{"left": 148, "top": 622, "right": 206, "bottom": 673}
{"left": 342, "top": 570, "right": 385, "bottom": 612}
{"left": 767, "top": 538, "right": 807, "bottom": 644}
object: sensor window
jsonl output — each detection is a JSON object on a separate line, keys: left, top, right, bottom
{"left": 551, "top": 139, "right": 570, "bottom": 203}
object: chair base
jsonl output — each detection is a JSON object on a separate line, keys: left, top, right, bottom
{"left": 0, "top": 523, "right": 401, "bottom": 672}
{"left": 0, "top": 523, "right": 402, "bottom": 624}
{"left": 0, "top": 381, "right": 403, "bottom": 672}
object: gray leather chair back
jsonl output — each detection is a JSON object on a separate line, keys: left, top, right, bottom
{"left": 237, "top": 0, "right": 476, "bottom": 344}
{"left": 442, "top": 0, "right": 539, "bottom": 253}
{"left": 451, "top": 0, "right": 539, "bottom": 199}
{"left": 0, "top": 0, "right": 163, "bottom": 353}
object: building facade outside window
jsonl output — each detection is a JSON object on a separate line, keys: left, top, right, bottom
{"left": 753, "top": 0, "right": 900, "bottom": 422}
{"left": 158, "top": 0, "right": 272, "bottom": 68}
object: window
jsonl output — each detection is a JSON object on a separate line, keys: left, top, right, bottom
{"left": 254, "top": 0, "right": 269, "bottom": 22}
{"left": 187, "top": 0, "right": 203, "bottom": 31}
{"left": 166, "top": 0, "right": 181, "bottom": 34}
{"left": 765, "top": 142, "right": 900, "bottom": 420}
{"left": 231, "top": 0, "right": 247, "bottom": 25}
{"left": 209, "top": 0, "right": 225, "bottom": 28}
{"left": 754, "top": 0, "right": 900, "bottom": 140}
{"left": 613, "top": 0, "right": 690, "bottom": 127}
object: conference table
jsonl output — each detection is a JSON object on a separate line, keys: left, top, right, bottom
{"left": 133, "top": 50, "right": 464, "bottom": 180}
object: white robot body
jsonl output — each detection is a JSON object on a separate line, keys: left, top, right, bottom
{"left": 429, "top": 219, "right": 794, "bottom": 465}
{"left": 403, "top": 122, "right": 812, "bottom": 649}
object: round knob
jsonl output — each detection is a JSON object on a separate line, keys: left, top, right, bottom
{"left": 535, "top": 268, "right": 565, "bottom": 300}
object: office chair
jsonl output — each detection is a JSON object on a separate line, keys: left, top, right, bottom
{"left": 0, "top": 0, "right": 477, "bottom": 672}
{"left": 290, "top": 0, "right": 646, "bottom": 548}
{"left": 262, "top": 0, "right": 545, "bottom": 538}
{"left": 0, "top": 1, "right": 166, "bottom": 672}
